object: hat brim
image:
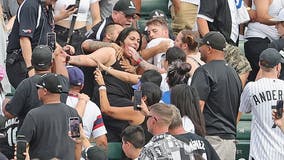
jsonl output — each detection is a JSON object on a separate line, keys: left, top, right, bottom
{"left": 123, "top": 10, "right": 140, "bottom": 16}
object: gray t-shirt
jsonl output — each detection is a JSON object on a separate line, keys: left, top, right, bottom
{"left": 99, "top": 0, "right": 119, "bottom": 19}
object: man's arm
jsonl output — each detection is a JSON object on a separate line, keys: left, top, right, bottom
{"left": 199, "top": 100, "right": 205, "bottom": 112}
{"left": 197, "top": 18, "right": 210, "bottom": 37}
{"left": 89, "top": 1, "right": 101, "bottom": 27}
{"left": 20, "top": 37, "right": 34, "bottom": 77}
{"left": 254, "top": 0, "right": 276, "bottom": 25}
{"left": 94, "top": 135, "right": 107, "bottom": 150}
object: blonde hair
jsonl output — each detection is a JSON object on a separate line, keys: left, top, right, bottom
{"left": 149, "top": 103, "right": 173, "bottom": 126}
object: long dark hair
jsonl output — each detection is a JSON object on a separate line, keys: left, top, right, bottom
{"left": 167, "top": 61, "right": 191, "bottom": 88}
{"left": 171, "top": 84, "right": 206, "bottom": 137}
{"left": 115, "top": 27, "right": 142, "bottom": 51}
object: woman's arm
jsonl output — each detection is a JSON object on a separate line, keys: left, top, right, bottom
{"left": 94, "top": 69, "right": 145, "bottom": 125}
{"left": 69, "top": 47, "right": 116, "bottom": 67}
{"left": 96, "top": 59, "right": 140, "bottom": 84}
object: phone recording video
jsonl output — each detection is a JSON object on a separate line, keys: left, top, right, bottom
{"left": 133, "top": 90, "right": 142, "bottom": 110}
{"left": 69, "top": 117, "right": 80, "bottom": 138}
{"left": 47, "top": 32, "right": 56, "bottom": 52}
{"left": 275, "top": 100, "right": 283, "bottom": 119}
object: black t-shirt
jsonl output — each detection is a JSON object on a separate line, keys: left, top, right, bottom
{"left": 191, "top": 60, "right": 242, "bottom": 138}
{"left": 5, "top": 74, "right": 69, "bottom": 128}
{"left": 198, "top": 0, "right": 236, "bottom": 45}
{"left": 7, "top": 0, "right": 52, "bottom": 53}
{"left": 174, "top": 132, "right": 220, "bottom": 160}
{"left": 93, "top": 59, "right": 134, "bottom": 142}
{"left": 85, "top": 16, "right": 114, "bottom": 41}
{"left": 18, "top": 103, "right": 79, "bottom": 160}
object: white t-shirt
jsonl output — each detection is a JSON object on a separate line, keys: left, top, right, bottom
{"left": 239, "top": 78, "right": 284, "bottom": 160}
{"left": 182, "top": 116, "right": 195, "bottom": 133}
{"left": 54, "top": 0, "right": 99, "bottom": 22}
{"left": 66, "top": 95, "right": 107, "bottom": 139}
{"left": 146, "top": 38, "right": 174, "bottom": 69}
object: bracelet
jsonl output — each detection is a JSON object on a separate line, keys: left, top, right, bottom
{"left": 136, "top": 58, "right": 143, "bottom": 65}
{"left": 99, "top": 85, "right": 106, "bottom": 90}
{"left": 27, "top": 66, "right": 34, "bottom": 72}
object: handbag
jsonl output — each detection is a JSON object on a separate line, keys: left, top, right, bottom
{"left": 235, "top": 0, "right": 250, "bottom": 24}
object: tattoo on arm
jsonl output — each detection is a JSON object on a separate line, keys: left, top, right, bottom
{"left": 139, "top": 60, "right": 159, "bottom": 71}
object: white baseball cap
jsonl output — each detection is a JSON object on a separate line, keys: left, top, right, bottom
{"left": 270, "top": 8, "right": 284, "bottom": 22}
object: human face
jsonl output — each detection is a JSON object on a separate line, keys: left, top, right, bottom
{"left": 147, "top": 24, "right": 168, "bottom": 40}
{"left": 146, "top": 113, "right": 157, "bottom": 134}
{"left": 198, "top": 44, "right": 210, "bottom": 62}
{"left": 114, "top": 11, "right": 136, "bottom": 28}
{"left": 174, "top": 32, "right": 183, "bottom": 48}
{"left": 122, "top": 31, "right": 140, "bottom": 57}
{"left": 276, "top": 22, "right": 284, "bottom": 37}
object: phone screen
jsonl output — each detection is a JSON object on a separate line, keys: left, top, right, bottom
{"left": 133, "top": 90, "right": 142, "bottom": 110}
{"left": 69, "top": 117, "right": 80, "bottom": 138}
{"left": 47, "top": 32, "right": 56, "bottom": 52}
{"left": 16, "top": 135, "right": 27, "bottom": 160}
{"left": 276, "top": 100, "right": 283, "bottom": 119}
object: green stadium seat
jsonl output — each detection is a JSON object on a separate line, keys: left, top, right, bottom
{"left": 107, "top": 142, "right": 123, "bottom": 160}
{"left": 236, "top": 140, "right": 250, "bottom": 160}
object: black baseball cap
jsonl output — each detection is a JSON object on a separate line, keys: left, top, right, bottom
{"left": 36, "top": 73, "right": 63, "bottom": 94}
{"left": 81, "top": 145, "right": 107, "bottom": 160}
{"left": 259, "top": 48, "right": 284, "bottom": 68}
{"left": 31, "top": 45, "right": 53, "bottom": 71}
{"left": 113, "top": 0, "right": 140, "bottom": 16}
{"left": 197, "top": 31, "right": 226, "bottom": 51}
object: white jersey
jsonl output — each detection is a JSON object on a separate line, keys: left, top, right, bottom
{"left": 66, "top": 95, "right": 107, "bottom": 139}
{"left": 146, "top": 38, "right": 174, "bottom": 69}
{"left": 239, "top": 78, "right": 284, "bottom": 160}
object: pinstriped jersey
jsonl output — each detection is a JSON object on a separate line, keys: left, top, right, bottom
{"left": 239, "top": 78, "right": 284, "bottom": 160}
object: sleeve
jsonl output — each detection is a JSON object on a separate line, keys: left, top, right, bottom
{"left": 190, "top": 68, "right": 210, "bottom": 101}
{"left": 92, "top": 113, "right": 107, "bottom": 138}
{"left": 18, "top": 3, "right": 39, "bottom": 38}
{"left": 197, "top": 0, "right": 217, "bottom": 22}
{"left": 239, "top": 83, "right": 252, "bottom": 113}
{"left": 5, "top": 81, "right": 29, "bottom": 117}
{"left": 18, "top": 113, "right": 36, "bottom": 143}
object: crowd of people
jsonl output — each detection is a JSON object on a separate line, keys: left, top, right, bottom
{"left": 0, "top": 0, "right": 284, "bottom": 159}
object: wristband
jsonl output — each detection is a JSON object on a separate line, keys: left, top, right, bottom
{"left": 136, "top": 58, "right": 143, "bottom": 65}
{"left": 27, "top": 66, "right": 34, "bottom": 72}
{"left": 99, "top": 85, "right": 106, "bottom": 90}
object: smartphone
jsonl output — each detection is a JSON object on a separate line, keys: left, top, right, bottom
{"left": 16, "top": 135, "right": 27, "bottom": 160}
{"left": 66, "top": 4, "right": 77, "bottom": 10}
{"left": 69, "top": 117, "right": 80, "bottom": 138}
{"left": 275, "top": 100, "right": 283, "bottom": 119}
{"left": 133, "top": 90, "right": 142, "bottom": 110}
{"left": 47, "top": 32, "right": 56, "bottom": 52}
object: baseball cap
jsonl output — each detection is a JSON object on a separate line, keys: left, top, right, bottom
{"left": 36, "top": 73, "right": 63, "bottom": 93}
{"left": 31, "top": 45, "right": 53, "bottom": 70}
{"left": 67, "top": 65, "right": 84, "bottom": 86}
{"left": 149, "top": 9, "right": 167, "bottom": 20}
{"left": 259, "top": 48, "right": 284, "bottom": 68}
{"left": 132, "top": 70, "right": 162, "bottom": 90}
{"left": 197, "top": 31, "right": 226, "bottom": 51}
{"left": 113, "top": 0, "right": 140, "bottom": 16}
{"left": 270, "top": 8, "right": 284, "bottom": 22}
{"left": 81, "top": 145, "right": 107, "bottom": 160}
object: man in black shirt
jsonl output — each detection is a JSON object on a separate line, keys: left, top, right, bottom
{"left": 3, "top": 45, "right": 69, "bottom": 129}
{"left": 191, "top": 32, "right": 242, "bottom": 159}
{"left": 18, "top": 73, "right": 80, "bottom": 159}
{"left": 85, "top": 0, "right": 139, "bottom": 41}
{"left": 6, "top": 0, "right": 57, "bottom": 88}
